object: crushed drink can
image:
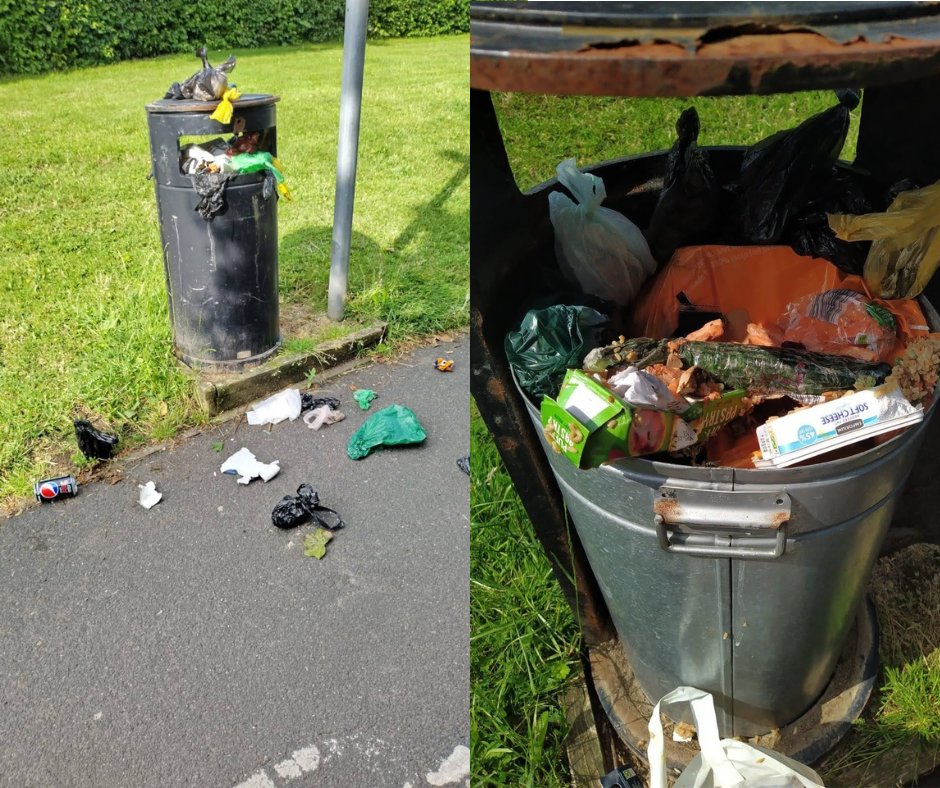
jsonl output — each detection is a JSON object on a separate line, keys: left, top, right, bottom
{"left": 34, "top": 476, "right": 79, "bottom": 502}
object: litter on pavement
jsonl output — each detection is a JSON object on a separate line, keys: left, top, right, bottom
{"left": 353, "top": 389, "right": 377, "bottom": 410}
{"left": 220, "top": 447, "right": 280, "bottom": 484}
{"left": 347, "top": 405, "right": 427, "bottom": 460}
{"left": 434, "top": 357, "right": 455, "bottom": 372}
{"left": 271, "top": 483, "right": 344, "bottom": 530}
{"left": 303, "top": 405, "right": 346, "bottom": 431}
{"left": 138, "top": 481, "right": 163, "bottom": 510}
{"left": 246, "top": 388, "right": 302, "bottom": 426}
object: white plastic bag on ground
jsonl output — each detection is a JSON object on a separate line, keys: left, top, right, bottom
{"left": 549, "top": 158, "right": 657, "bottom": 306}
{"left": 246, "top": 388, "right": 302, "bottom": 426}
{"left": 220, "top": 447, "right": 280, "bottom": 485}
{"left": 649, "top": 686, "right": 825, "bottom": 788}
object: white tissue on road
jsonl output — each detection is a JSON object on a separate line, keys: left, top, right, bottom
{"left": 220, "top": 447, "right": 281, "bottom": 485}
{"left": 303, "top": 406, "right": 346, "bottom": 431}
{"left": 138, "top": 481, "right": 163, "bottom": 510}
{"left": 246, "top": 388, "right": 302, "bottom": 426}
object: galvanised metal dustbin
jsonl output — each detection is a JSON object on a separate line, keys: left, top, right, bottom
{"left": 517, "top": 333, "right": 937, "bottom": 737}
{"left": 145, "top": 94, "right": 281, "bottom": 368}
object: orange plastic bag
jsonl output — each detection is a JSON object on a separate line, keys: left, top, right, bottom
{"left": 628, "top": 245, "right": 929, "bottom": 363}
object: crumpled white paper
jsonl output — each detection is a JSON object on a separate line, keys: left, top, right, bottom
{"left": 303, "top": 405, "right": 346, "bottom": 431}
{"left": 138, "top": 481, "right": 163, "bottom": 510}
{"left": 220, "top": 447, "right": 280, "bottom": 485}
{"left": 607, "top": 366, "right": 689, "bottom": 414}
{"left": 246, "top": 388, "right": 302, "bottom": 426}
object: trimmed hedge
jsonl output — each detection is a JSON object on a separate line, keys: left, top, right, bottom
{"left": 0, "top": 0, "right": 469, "bottom": 76}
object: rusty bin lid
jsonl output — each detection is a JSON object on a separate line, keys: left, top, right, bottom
{"left": 470, "top": 0, "right": 940, "bottom": 96}
{"left": 145, "top": 93, "right": 280, "bottom": 113}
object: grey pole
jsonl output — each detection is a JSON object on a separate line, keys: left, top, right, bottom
{"left": 328, "top": 0, "right": 369, "bottom": 321}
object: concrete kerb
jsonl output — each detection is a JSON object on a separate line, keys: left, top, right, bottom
{"left": 188, "top": 321, "right": 387, "bottom": 417}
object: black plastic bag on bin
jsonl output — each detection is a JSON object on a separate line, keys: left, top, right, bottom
{"left": 786, "top": 169, "right": 874, "bottom": 274}
{"left": 191, "top": 171, "right": 232, "bottom": 220}
{"left": 737, "top": 89, "right": 860, "bottom": 244}
{"left": 164, "top": 47, "right": 236, "bottom": 102}
{"left": 646, "top": 107, "right": 729, "bottom": 264}
{"left": 505, "top": 304, "right": 608, "bottom": 401}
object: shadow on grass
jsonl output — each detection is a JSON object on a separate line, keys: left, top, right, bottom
{"left": 279, "top": 148, "right": 468, "bottom": 334}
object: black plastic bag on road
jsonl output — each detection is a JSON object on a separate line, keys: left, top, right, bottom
{"left": 272, "top": 483, "right": 344, "bottom": 530}
{"left": 505, "top": 304, "right": 608, "bottom": 401}
{"left": 737, "top": 89, "right": 860, "bottom": 244}
{"left": 646, "top": 107, "right": 729, "bottom": 264}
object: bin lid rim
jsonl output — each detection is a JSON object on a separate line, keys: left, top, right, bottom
{"left": 145, "top": 93, "right": 280, "bottom": 113}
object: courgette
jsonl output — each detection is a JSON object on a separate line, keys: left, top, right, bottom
{"left": 583, "top": 338, "right": 891, "bottom": 397}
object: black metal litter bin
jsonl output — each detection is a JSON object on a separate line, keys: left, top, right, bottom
{"left": 145, "top": 94, "right": 281, "bottom": 368}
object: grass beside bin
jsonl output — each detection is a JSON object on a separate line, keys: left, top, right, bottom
{"left": 0, "top": 35, "right": 468, "bottom": 504}
{"left": 470, "top": 90, "right": 940, "bottom": 784}
{"left": 470, "top": 401, "right": 582, "bottom": 787}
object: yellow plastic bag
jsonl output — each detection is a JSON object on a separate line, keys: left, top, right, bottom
{"left": 828, "top": 181, "right": 940, "bottom": 299}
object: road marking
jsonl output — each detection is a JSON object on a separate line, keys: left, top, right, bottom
{"left": 273, "top": 759, "right": 302, "bottom": 779}
{"left": 233, "top": 771, "right": 275, "bottom": 788}
{"left": 291, "top": 745, "right": 321, "bottom": 772}
{"left": 426, "top": 745, "right": 470, "bottom": 785}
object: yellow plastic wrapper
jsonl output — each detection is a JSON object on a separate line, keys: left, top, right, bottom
{"left": 210, "top": 87, "right": 242, "bottom": 124}
{"left": 828, "top": 180, "right": 940, "bottom": 299}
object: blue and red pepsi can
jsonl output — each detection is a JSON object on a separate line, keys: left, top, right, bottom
{"left": 34, "top": 476, "right": 79, "bottom": 502}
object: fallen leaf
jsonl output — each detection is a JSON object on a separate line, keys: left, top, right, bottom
{"left": 158, "top": 402, "right": 169, "bottom": 417}
{"left": 212, "top": 441, "right": 224, "bottom": 453}
{"left": 304, "top": 528, "right": 333, "bottom": 559}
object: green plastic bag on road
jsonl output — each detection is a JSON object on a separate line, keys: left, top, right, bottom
{"left": 347, "top": 405, "right": 427, "bottom": 460}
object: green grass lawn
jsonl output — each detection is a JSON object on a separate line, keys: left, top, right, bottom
{"left": 0, "top": 35, "right": 468, "bottom": 503}
{"left": 470, "top": 90, "right": 940, "bottom": 785}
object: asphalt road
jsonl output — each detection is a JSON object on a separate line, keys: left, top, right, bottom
{"left": 0, "top": 338, "right": 470, "bottom": 788}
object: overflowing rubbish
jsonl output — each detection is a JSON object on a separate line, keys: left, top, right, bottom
{"left": 138, "top": 481, "right": 163, "bottom": 510}
{"left": 246, "top": 389, "right": 302, "bottom": 426}
{"left": 303, "top": 405, "right": 346, "bottom": 431}
{"left": 34, "top": 475, "right": 79, "bottom": 503}
{"left": 830, "top": 178, "right": 940, "bottom": 299}
{"left": 271, "top": 483, "right": 344, "bottom": 530}
{"left": 74, "top": 420, "right": 119, "bottom": 461}
{"left": 303, "top": 528, "right": 333, "bottom": 559}
{"left": 220, "top": 447, "right": 280, "bottom": 484}
{"left": 353, "top": 389, "right": 377, "bottom": 410}
{"left": 347, "top": 405, "right": 426, "bottom": 460}
{"left": 648, "top": 687, "right": 825, "bottom": 788}
{"left": 507, "top": 98, "right": 940, "bottom": 473}
{"left": 210, "top": 87, "right": 241, "bottom": 124}
{"left": 504, "top": 304, "right": 608, "bottom": 400}
{"left": 434, "top": 357, "right": 455, "bottom": 372}
{"left": 549, "top": 158, "right": 657, "bottom": 306}
{"left": 164, "top": 47, "right": 236, "bottom": 102}
{"left": 457, "top": 455, "right": 470, "bottom": 476}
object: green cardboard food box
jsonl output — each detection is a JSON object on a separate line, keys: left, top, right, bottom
{"left": 540, "top": 369, "right": 696, "bottom": 468}
{"left": 682, "top": 389, "right": 749, "bottom": 443}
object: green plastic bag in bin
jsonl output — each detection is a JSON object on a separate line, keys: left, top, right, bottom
{"left": 505, "top": 304, "right": 608, "bottom": 402}
{"left": 347, "top": 405, "right": 426, "bottom": 460}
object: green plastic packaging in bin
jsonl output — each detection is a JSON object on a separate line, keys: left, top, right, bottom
{"left": 347, "top": 405, "right": 426, "bottom": 459}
